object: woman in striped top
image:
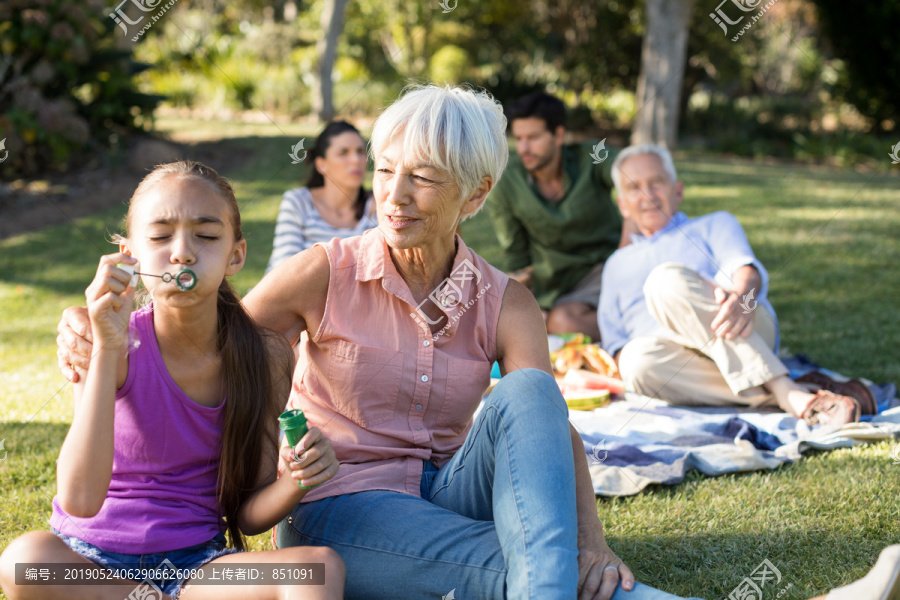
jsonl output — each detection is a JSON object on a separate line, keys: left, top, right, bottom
{"left": 266, "top": 121, "right": 376, "bottom": 273}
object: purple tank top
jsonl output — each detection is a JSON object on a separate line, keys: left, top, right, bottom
{"left": 51, "top": 304, "right": 226, "bottom": 553}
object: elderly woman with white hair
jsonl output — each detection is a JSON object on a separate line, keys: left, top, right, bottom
{"left": 57, "top": 85, "right": 704, "bottom": 600}
{"left": 258, "top": 84, "right": 644, "bottom": 600}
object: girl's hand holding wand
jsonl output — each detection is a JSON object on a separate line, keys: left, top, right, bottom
{"left": 86, "top": 253, "right": 138, "bottom": 349}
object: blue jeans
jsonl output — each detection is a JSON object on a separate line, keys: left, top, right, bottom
{"left": 277, "top": 368, "right": 698, "bottom": 600}
{"left": 53, "top": 529, "right": 236, "bottom": 598}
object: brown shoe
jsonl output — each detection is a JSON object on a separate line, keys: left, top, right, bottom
{"left": 801, "top": 390, "right": 861, "bottom": 427}
{"left": 835, "top": 379, "right": 878, "bottom": 415}
{"left": 795, "top": 370, "right": 877, "bottom": 415}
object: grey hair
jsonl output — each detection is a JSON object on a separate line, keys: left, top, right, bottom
{"left": 611, "top": 143, "right": 678, "bottom": 195}
{"left": 370, "top": 83, "right": 509, "bottom": 222}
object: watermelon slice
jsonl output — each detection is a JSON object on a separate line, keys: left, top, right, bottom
{"left": 563, "top": 369, "right": 625, "bottom": 395}
{"left": 564, "top": 389, "right": 610, "bottom": 411}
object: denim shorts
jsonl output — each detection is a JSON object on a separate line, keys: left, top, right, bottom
{"left": 53, "top": 529, "right": 238, "bottom": 598}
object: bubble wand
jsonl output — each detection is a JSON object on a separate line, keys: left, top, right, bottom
{"left": 116, "top": 263, "right": 198, "bottom": 291}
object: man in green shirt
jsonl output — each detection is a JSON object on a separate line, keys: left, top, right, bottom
{"left": 485, "top": 91, "right": 629, "bottom": 340}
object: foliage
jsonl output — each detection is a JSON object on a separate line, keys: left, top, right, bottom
{"left": 123, "top": 0, "right": 894, "bottom": 163}
{"left": 344, "top": 0, "right": 645, "bottom": 116}
{"left": 0, "top": 0, "right": 163, "bottom": 176}
{"left": 679, "top": 0, "right": 889, "bottom": 165}
{"left": 134, "top": 10, "right": 320, "bottom": 117}
{"left": 808, "top": 0, "right": 900, "bottom": 133}
{"left": 428, "top": 45, "right": 471, "bottom": 86}
{"left": 133, "top": 0, "right": 646, "bottom": 127}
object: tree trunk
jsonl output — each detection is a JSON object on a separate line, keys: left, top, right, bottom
{"left": 313, "top": 0, "right": 349, "bottom": 122}
{"left": 631, "top": 0, "right": 696, "bottom": 148}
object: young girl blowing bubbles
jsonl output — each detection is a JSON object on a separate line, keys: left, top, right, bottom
{"left": 0, "top": 161, "right": 344, "bottom": 600}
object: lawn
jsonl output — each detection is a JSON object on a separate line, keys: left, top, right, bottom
{"left": 1, "top": 117, "right": 898, "bottom": 600}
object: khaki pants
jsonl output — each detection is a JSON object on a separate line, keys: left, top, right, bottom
{"left": 618, "top": 263, "right": 788, "bottom": 407}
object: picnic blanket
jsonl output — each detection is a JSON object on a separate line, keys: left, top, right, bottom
{"left": 567, "top": 355, "right": 900, "bottom": 496}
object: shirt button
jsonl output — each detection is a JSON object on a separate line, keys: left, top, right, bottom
{"left": 423, "top": 340, "right": 430, "bottom": 347}
{"left": 421, "top": 375, "right": 429, "bottom": 382}
{"left": 415, "top": 427, "right": 423, "bottom": 431}
{"left": 416, "top": 404, "right": 423, "bottom": 410}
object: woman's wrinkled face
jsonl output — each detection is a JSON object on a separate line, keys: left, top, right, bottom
{"left": 372, "top": 136, "right": 465, "bottom": 250}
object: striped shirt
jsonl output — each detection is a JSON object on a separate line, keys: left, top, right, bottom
{"left": 266, "top": 187, "right": 376, "bottom": 273}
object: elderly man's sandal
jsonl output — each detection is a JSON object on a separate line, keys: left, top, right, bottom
{"left": 800, "top": 389, "right": 860, "bottom": 427}
{"left": 795, "top": 370, "right": 878, "bottom": 415}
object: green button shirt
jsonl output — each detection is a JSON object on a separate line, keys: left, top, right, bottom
{"left": 485, "top": 141, "right": 623, "bottom": 309}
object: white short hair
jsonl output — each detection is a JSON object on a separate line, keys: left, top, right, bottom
{"left": 611, "top": 143, "right": 678, "bottom": 195}
{"left": 370, "top": 84, "right": 509, "bottom": 221}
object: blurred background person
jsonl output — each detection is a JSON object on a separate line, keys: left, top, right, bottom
{"left": 484, "top": 91, "right": 633, "bottom": 341}
{"left": 267, "top": 120, "right": 375, "bottom": 273}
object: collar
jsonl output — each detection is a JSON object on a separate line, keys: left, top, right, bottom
{"left": 356, "top": 229, "right": 485, "bottom": 335}
{"left": 356, "top": 229, "right": 476, "bottom": 283}
{"left": 629, "top": 211, "right": 688, "bottom": 244}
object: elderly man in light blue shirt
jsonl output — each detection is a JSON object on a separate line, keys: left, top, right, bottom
{"left": 597, "top": 144, "right": 871, "bottom": 427}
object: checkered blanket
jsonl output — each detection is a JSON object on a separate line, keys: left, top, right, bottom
{"left": 568, "top": 356, "right": 900, "bottom": 496}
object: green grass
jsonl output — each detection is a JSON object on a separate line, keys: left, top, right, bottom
{"left": 1, "top": 118, "right": 899, "bottom": 599}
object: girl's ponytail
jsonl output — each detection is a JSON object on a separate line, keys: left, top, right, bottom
{"left": 216, "top": 280, "right": 290, "bottom": 551}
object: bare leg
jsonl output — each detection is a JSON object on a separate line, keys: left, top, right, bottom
{"left": 0, "top": 531, "right": 158, "bottom": 600}
{"left": 179, "top": 546, "right": 344, "bottom": 600}
{"left": 546, "top": 302, "right": 601, "bottom": 341}
{"left": 764, "top": 375, "right": 816, "bottom": 417}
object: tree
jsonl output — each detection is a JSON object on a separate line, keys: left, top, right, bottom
{"left": 631, "top": 0, "right": 696, "bottom": 148}
{"left": 313, "top": 0, "right": 349, "bottom": 122}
